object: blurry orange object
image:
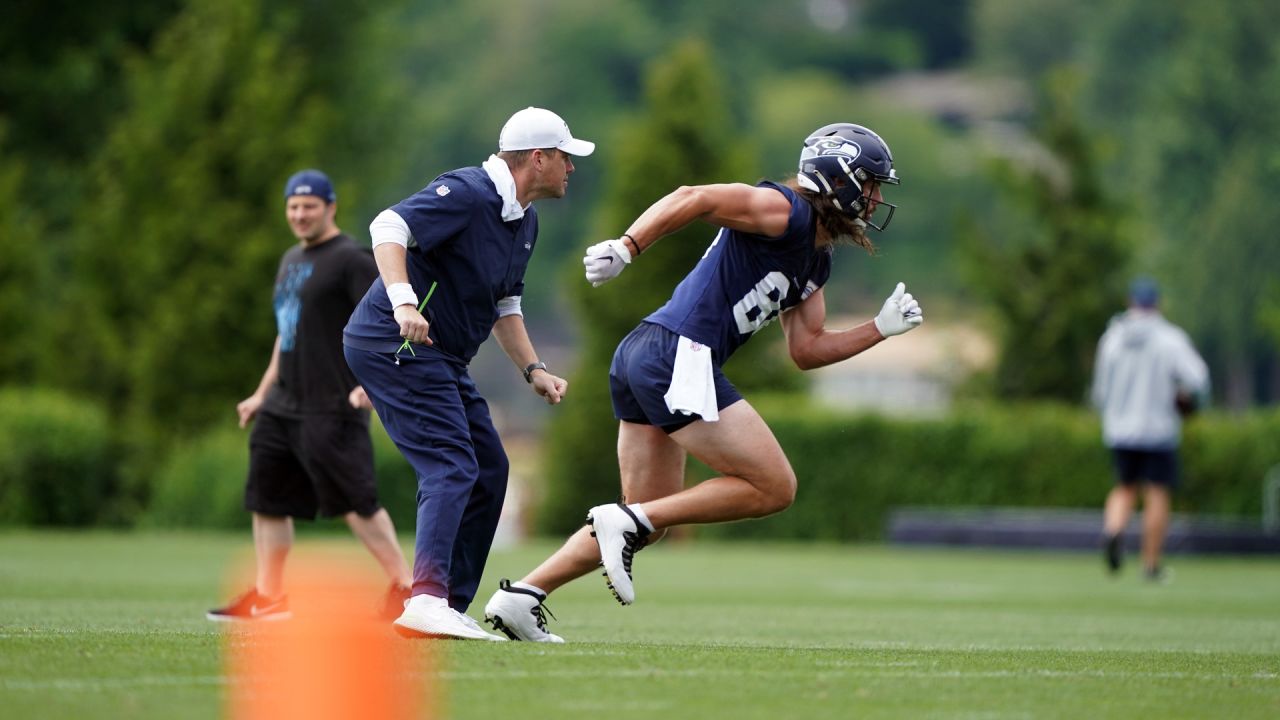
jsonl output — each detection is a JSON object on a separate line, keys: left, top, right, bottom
{"left": 225, "top": 551, "right": 430, "bottom": 720}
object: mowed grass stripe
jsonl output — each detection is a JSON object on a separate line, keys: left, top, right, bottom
{"left": 0, "top": 531, "right": 1277, "bottom": 719}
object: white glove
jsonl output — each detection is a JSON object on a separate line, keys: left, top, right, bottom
{"left": 583, "top": 239, "right": 632, "bottom": 287}
{"left": 873, "top": 282, "right": 924, "bottom": 337}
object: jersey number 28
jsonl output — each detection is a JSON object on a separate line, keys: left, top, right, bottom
{"left": 732, "top": 271, "right": 790, "bottom": 336}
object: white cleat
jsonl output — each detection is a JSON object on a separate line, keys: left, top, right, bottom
{"left": 587, "top": 502, "right": 651, "bottom": 606}
{"left": 484, "top": 579, "right": 564, "bottom": 643}
{"left": 393, "top": 594, "right": 507, "bottom": 641}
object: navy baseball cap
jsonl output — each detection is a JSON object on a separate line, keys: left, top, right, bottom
{"left": 284, "top": 169, "right": 336, "bottom": 203}
{"left": 1129, "top": 277, "right": 1160, "bottom": 308}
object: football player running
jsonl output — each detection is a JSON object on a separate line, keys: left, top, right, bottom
{"left": 484, "top": 123, "right": 923, "bottom": 642}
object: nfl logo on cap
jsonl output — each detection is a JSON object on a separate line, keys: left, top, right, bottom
{"left": 498, "top": 107, "right": 595, "bottom": 157}
{"left": 284, "top": 169, "right": 337, "bottom": 203}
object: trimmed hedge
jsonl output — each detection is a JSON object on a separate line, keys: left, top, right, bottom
{"left": 1179, "top": 410, "right": 1280, "bottom": 516}
{"left": 0, "top": 388, "right": 119, "bottom": 526}
{"left": 143, "top": 424, "right": 252, "bottom": 530}
{"left": 693, "top": 398, "right": 1280, "bottom": 541}
{"left": 4, "top": 385, "right": 1277, "bottom": 538}
{"left": 370, "top": 419, "right": 418, "bottom": 533}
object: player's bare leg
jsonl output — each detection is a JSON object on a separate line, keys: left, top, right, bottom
{"left": 484, "top": 420, "right": 684, "bottom": 639}
{"left": 208, "top": 513, "right": 294, "bottom": 621}
{"left": 641, "top": 400, "right": 797, "bottom": 527}
{"left": 345, "top": 508, "right": 412, "bottom": 587}
{"left": 521, "top": 421, "right": 687, "bottom": 594}
{"left": 346, "top": 508, "right": 413, "bottom": 618}
{"left": 254, "top": 513, "right": 294, "bottom": 599}
{"left": 1103, "top": 485, "right": 1137, "bottom": 537}
{"left": 587, "top": 400, "right": 796, "bottom": 604}
{"left": 1140, "top": 484, "right": 1171, "bottom": 578}
{"left": 1102, "top": 485, "right": 1137, "bottom": 573}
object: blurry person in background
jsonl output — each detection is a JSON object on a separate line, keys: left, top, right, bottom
{"left": 482, "top": 122, "right": 923, "bottom": 642}
{"left": 343, "top": 108, "right": 590, "bottom": 640}
{"left": 208, "top": 170, "right": 412, "bottom": 622}
{"left": 1092, "top": 277, "right": 1209, "bottom": 583}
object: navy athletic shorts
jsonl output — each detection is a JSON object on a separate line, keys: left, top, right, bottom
{"left": 1110, "top": 447, "right": 1180, "bottom": 489}
{"left": 609, "top": 322, "right": 743, "bottom": 434}
{"left": 244, "top": 409, "right": 381, "bottom": 519}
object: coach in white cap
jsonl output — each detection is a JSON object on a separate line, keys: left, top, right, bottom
{"left": 500, "top": 106, "right": 596, "bottom": 157}
{"left": 343, "top": 107, "right": 593, "bottom": 640}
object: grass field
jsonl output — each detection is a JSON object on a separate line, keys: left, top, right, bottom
{"left": 1, "top": 531, "right": 1277, "bottom": 719}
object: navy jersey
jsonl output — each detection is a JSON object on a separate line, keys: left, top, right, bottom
{"left": 343, "top": 166, "right": 539, "bottom": 364}
{"left": 645, "top": 182, "right": 831, "bottom": 363}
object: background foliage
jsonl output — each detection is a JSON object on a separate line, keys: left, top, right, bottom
{"left": 0, "top": 388, "right": 120, "bottom": 526}
{"left": 959, "top": 70, "right": 1135, "bottom": 401}
{"left": 701, "top": 399, "right": 1280, "bottom": 541}
{"left": 3, "top": 0, "right": 1279, "bottom": 528}
{"left": 10, "top": 388, "right": 1267, "bottom": 538}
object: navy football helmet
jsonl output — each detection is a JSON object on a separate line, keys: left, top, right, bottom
{"left": 797, "top": 123, "right": 900, "bottom": 231}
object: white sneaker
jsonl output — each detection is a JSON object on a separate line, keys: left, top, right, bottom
{"left": 587, "top": 502, "right": 651, "bottom": 605}
{"left": 453, "top": 608, "right": 507, "bottom": 642}
{"left": 393, "top": 594, "right": 507, "bottom": 641}
{"left": 483, "top": 579, "right": 564, "bottom": 643}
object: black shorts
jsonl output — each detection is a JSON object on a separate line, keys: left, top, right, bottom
{"left": 245, "top": 410, "right": 380, "bottom": 519}
{"left": 1110, "top": 447, "right": 1180, "bottom": 489}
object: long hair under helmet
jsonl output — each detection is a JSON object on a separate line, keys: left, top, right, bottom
{"left": 796, "top": 123, "right": 900, "bottom": 231}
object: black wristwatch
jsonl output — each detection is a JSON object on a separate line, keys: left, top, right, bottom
{"left": 523, "top": 361, "right": 547, "bottom": 383}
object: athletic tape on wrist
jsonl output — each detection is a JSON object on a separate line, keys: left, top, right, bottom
{"left": 386, "top": 282, "right": 418, "bottom": 309}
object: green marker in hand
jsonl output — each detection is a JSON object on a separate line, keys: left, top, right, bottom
{"left": 397, "top": 281, "right": 438, "bottom": 357}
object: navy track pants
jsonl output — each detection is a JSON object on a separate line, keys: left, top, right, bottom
{"left": 344, "top": 346, "right": 508, "bottom": 611}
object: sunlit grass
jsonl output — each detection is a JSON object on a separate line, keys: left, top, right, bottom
{"left": 1, "top": 532, "right": 1277, "bottom": 719}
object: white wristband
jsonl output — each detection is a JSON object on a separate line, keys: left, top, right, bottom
{"left": 496, "top": 295, "right": 523, "bottom": 318}
{"left": 386, "top": 282, "right": 418, "bottom": 309}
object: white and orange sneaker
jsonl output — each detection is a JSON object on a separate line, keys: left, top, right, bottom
{"left": 206, "top": 587, "right": 291, "bottom": 622}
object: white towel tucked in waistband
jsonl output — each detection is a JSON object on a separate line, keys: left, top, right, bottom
{"left": 663, "top": 336, "right": 719, "bottom": 422}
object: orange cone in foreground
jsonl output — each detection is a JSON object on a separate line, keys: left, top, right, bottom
{"left": 225, "top": 551, "right": 429, "bottom": 720}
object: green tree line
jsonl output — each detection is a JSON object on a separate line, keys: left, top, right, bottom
{"left": 2, "top": 0, "right": 1279, "bottom": 526}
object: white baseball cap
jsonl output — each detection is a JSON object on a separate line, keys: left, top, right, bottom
{"left": 499, "top": 107, "right": 595, "bottom": 156}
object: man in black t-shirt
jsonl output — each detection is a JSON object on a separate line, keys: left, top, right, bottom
{"left": 208, "top": 169, "right": 412, "bottom": 622}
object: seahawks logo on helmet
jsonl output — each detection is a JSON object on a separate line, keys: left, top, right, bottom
{"left": 812, "top": 139, "right": 861, "bottom": 160}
